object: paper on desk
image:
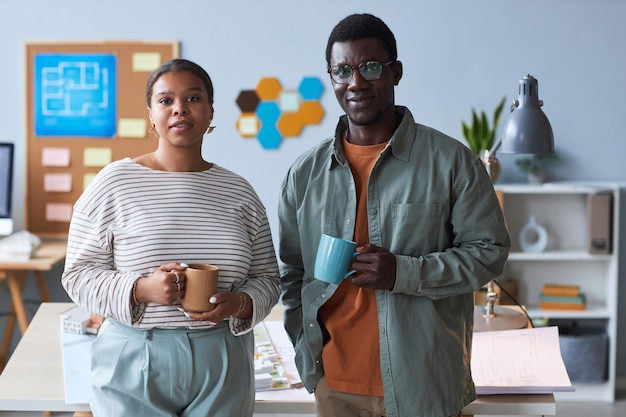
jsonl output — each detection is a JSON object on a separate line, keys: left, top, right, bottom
{"left": 60, "top": 328, "right": 94, "bottom": 404}
{"left": 471, "top": 326, "right": 575, "bottom": 394}
{"left": 0, "top": 231, "right": 40, "bottom": 260}
{"left": 60, "top": 318, "right": 304, "bottom": 404}
{"left": 261, "top": 320, "right": 303, "bottom": 388}
{"left": 255, "top": 385, "right": 315, "bottom": 402}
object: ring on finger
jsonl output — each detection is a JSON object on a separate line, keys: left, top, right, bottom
{"left": 174, "top": 272, "right": 180, "bottom": 284}
{"left": 176, "top": 282, "right": 181, "bottom": 292}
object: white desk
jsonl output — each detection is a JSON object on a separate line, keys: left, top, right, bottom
{"left": 0, "top": 303, "right": 556, "bottom": 416}
{"left": 0, "top": 241, "right": 67, "bottom": 370}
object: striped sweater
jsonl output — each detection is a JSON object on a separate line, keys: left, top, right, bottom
{"left": 62, "top": 158, "right": 280, "bottom": 334}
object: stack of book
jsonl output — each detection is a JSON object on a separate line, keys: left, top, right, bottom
{"left": 538, "top": 284, "right": 586, "bottom": 310}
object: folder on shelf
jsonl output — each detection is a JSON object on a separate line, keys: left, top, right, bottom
{"left": 541, "top": 284, "right": 580, "bottom": 297}
{"left": 538, "top": 294, "right": 585, "bottom": 304}
{"left": 539, "top": 301, "right": 587, "bottom": 311}
{"left": 538, "top": 293, "right": 586, "bottom": 311}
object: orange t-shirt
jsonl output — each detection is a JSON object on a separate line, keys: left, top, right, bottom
{"left": 318, "top": 137, "right": 387, "bottom": 396}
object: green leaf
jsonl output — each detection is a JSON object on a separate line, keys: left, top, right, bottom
{"left": 460, "top": 97, "right": 507, "bottom": 155}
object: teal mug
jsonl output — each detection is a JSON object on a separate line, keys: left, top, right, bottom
{"left": 314, "top": 234, "right": 358, "bottom": 284}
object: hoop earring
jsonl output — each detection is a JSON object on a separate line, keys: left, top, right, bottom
{"left": 206, "top": 125, "right": 216, "bottom": 134}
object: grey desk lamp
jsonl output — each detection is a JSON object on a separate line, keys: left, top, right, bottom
{"left": 483, "top": 74, "right": 555, "bottom": 180}
{"left": 474, "top": 74, "right": 555, "bottom": 332}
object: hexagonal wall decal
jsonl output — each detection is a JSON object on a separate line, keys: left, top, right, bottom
{"left": 298, "top": 101, "right": 324, "bottom": 125}
{"left": 236, "top": 76, "right": 324, "bottom": 149}
{"left": 236, "top": 90, "right": 260, "bottom": 113}
{"left": 277, "top": 112, "right": 304, "bottom": 138}
{"left": 279, "top": 90, "right": 300, "bottom": 112}
{"left": 236, "top": 113, "right": 259, "bottom": 138}
{"left": 256, "top": 101, "right": 282, "bottom": 149}
{"left": 298, "top": 77, "right": 324, "bottom": 100}
{"left": 256, "top": 77, "right": 282, "bottom": 101}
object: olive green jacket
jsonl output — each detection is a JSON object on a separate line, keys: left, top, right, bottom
{"left": 278, "top": 107, "right": 511, "bottom": 417}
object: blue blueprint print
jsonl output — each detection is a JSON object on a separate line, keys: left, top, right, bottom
{"left": 34, "top": 53, "right": 117, "bottom": 137}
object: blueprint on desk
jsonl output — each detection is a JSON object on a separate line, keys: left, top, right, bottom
{"left": 471, "top": 326, "right": 575, "bottom": 394}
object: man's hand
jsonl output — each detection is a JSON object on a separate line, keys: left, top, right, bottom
{"left": 350, "top": 243, "right": 396, "bottom": 290}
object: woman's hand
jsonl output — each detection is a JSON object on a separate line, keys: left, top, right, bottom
{"left": 134, "top": 262, "right": 188, "bottom": 306}
{"left": 182, "top": 291, "right": 251, "bottom": 322}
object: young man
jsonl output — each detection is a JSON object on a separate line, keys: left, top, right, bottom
{"left": 278, "top": 13, "right": 511, "bottom": 417}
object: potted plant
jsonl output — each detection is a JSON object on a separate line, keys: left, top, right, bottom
{"left": 514, "top": 153, "right": 558, "bottom": 184}
{"left": 461, "top": 97, "right": 506, "bottom": 181}
{"left": 461, "top": 97, "right": 506, "bottom": 155}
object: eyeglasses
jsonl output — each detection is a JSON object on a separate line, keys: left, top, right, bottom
{"left": 328, "top": 60, "right": 395, "bottom": 84}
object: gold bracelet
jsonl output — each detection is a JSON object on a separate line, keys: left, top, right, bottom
{"left": 234, "top": 292, "right": 247, "bottom": 317}
{"left": 132, "top": 280, "right": 140, "bottom": 305}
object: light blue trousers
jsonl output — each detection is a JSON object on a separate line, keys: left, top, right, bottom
{"left": 90, "top": 319, "right": 254, "bottom": 417}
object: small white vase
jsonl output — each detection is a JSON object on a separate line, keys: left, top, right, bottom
{"left": 519, "top": 215, "right": 548, "bottom": 252}
{"left": 527, "top": 170, "right": 546, "bottom": 184}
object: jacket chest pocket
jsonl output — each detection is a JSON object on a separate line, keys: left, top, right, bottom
{"left": 391, "top": 203, "right": 442, "bottom": 254}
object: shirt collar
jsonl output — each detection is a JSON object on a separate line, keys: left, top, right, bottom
{"left": 329, "top": 106, "right": 415, "bottom": 168}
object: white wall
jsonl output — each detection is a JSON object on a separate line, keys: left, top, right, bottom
{"left": 1, "top": 0, "right": 625, "bottom": 378}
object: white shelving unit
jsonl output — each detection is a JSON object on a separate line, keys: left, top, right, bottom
{"left": 494, "top": 182, "right": 620, "bottom": 402}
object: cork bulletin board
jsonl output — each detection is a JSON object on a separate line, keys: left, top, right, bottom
{"left": 25, "top": 41, "right": 179, "bottom": 236}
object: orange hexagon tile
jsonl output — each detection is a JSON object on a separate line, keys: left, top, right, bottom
{"left": 277, "top": 112, "right": 304, "bottom": 138}
{"left": 298, "top": 101, "right": 324, "bottom": 124}
{"left": 255, "top": 77, "right": 282, "bottom": 101}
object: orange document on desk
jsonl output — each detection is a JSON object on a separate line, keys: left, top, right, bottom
{"left": 471, "top": 326, "right": 575, "bottom": 395}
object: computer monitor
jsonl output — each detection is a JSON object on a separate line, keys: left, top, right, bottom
{"left": 0, "top": 142, "right": 15, "bottom": 236}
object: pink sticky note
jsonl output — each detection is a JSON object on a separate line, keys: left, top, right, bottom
{"left": 45, "top": 203, "right": 73, "bottom": 222}
{"left": 42, "top": 147, "right": 71, "bottom": 167}
{"left": 44, "top": 173, "right": 72, "bottom": 192}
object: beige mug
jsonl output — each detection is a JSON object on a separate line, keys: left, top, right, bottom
{"left": 180, "top": 263, "right": 219, "bottom": 312}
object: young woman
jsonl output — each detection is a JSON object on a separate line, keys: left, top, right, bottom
{"left": 62, "top": 58, "right": 280, "bottom": 416}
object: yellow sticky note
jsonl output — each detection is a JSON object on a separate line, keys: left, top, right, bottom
{"left": 133, "top": 52, "right": 161, "bottom": 72}
{"left": 118, "top": 118, "right": 148, "bottom": 138}
{"left": 83, "top": 173, "right": 98, "bottom": 190}
{"left": 84, "top": 148, "right": 112, "bottom": 167}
